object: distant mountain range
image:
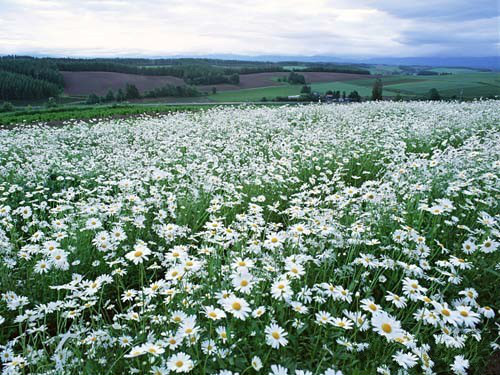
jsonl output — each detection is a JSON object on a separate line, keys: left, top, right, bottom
{"left": 7, "top": 52, "right": 500, "bottom": 71}
{"left": 198, "top": 54, "right": 499, "bottom": 70}
{"left": 361, "top": 56, "right": 499, "bottom": 70}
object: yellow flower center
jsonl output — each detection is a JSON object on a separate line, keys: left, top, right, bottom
{"left": 381, "top": 323, "right": 392, "bottom": 333}
{"left": 232, "top": 302, "right": 241, "bottom": 311}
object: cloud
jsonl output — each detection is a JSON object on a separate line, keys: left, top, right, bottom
{"left": 0, "top": 0, "right": 497, "bottom": 57}
{"left": 363, "top": 0, "right": 499, "bottom": 21}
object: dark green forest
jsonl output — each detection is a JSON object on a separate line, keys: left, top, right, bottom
{"left": 0, "top": 58, "right": 63, "bottom": 100}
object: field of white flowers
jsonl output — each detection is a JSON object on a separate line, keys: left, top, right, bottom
{"left": 0, "top": 101, "right": 499, "bottom": 375}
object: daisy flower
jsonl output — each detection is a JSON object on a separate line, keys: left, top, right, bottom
{"left": 223, "top": 296, "right": 251, "bottom": 320}
{"left": 385, "top": 292, "right": 407, "bottom": 309}
{"left": 143, "top": 343, "right": 164, "bottom": 356}
{"left": 271, "top": 278, "right": 293, "bottom": 300}
{"left": 315, "top": 311, "right": 333, "bottom": 325}
{"left": 392, "top": 351, "right": 418, "bottom": 369}
{"left": 125, "top": 242, "right": 152, "bottom": 264}
{"left": 265, "top": 324, "right": 289, "bottom": 349}
{"left": 269, "top": 364, "right": 288, "bottom": 375}
{"left": 167, "top": 352, "right": 194, "bottom": 373}
{"left": 204, "top": 306, "right": 226, "bottom": 321}
{"left": 231, "top": 271, "right": 254, "bottom": 294}
{"left": 333, "top": 317, "right": 353, "bottom": 330}
{"left": 361, "top": 298, "right": 381, "bottom": 314}
{"left": 371, "top": 311, "right": 404, "bottom": 341}
{"left": 251, "top": 356, "right": 263, "bottom": 371}
{"left": 451, "top": 355, "right": 469, "bottom": 375}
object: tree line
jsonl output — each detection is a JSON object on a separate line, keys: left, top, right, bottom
{"left": 56, "top": 60, "right": 241, "bottom": 85}
{"left": 85, "top": 83, "right": 202, "bottom": 104}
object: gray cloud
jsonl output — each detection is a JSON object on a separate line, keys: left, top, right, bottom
{"left": 0, "top": 0, "right": 497, "bottom": 57}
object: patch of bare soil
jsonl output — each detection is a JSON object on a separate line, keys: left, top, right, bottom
{"left": 61, "top": 71, "right": 185, "bottom": 95}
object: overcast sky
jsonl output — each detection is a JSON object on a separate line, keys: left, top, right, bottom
{"left": 0, "top": 0, "right": 498, "bottom": 57}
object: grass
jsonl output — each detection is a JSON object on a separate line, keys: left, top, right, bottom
{"left": 0, "top": 104, "right": 214, "bottom": 126}
{"left": 0, "top": 102, "right": 300, "bottom": 126}
{"left": 7, "top": 95, "right": 86, "bottom": 107}
{"left": 346, "top": 76, "right": 425, "bottom": 87}
{"left": 209, "top": 85, "right": 302, "bottom": 101}
{"left": 208, "top": 72, "right": 500, "bottom": 101}
{"left": 384, "top": 73, "right": 500, "bottom": 96}
{"left": 428, "top": 67, "right": 483, "bottom": 74}
{"left": 209, "top": 81, "right": 380, "bottom": 102}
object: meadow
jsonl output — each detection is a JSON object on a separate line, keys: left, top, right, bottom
{"left": 209, "top": 72, "right": 500, "bottom": 101}
{"left": 0, "top": 101, "right": 499, "bottom": 375}
{"left": 0, "top": 104, "right": 212, "bottom": 127}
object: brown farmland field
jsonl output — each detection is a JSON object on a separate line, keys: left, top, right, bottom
{"left": 61, "top": 71, "right": 185, "bottom": 95}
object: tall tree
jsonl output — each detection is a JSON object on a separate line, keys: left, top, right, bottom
{"left": 105, "top": 89, "right": 115, "bottom": 102}
{"left": 428, "top": 88, "right": 441, "bottom": 101}
{"left": 300, "top": 85, "right": 311, "bottom": 94}
{"left": 125, "top": 83, "right": 140, "bottom": 99}
{"left": 371, "top": 78, "right": 383, "bottom": 101}
{"left": 288, "top": 72, "right": 306, "bottom": 85}
{"left": 348, "top": 90, "right": 361, "bottom": 102}
{"left": 116, "top": 89, "right": 125, "bottom": 102}
{"left": 86, "top": 93, "right": 100, "bottom": 105}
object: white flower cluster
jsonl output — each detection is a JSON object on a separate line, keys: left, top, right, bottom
{"left": 0, "top": 101, "right": 499, "bottom": 375}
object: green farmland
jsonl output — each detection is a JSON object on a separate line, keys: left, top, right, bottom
{"left": 209, "top": 72, "right": 500, "bottom": 101}
{"left": 385, "top": 72, "right": 500, "bottom": 96}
